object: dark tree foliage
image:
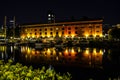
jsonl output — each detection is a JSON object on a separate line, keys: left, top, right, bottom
{"left": 109, "top": 28, "right": 120, "bottom": 40}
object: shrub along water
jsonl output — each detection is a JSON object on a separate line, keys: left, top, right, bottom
{"left": 0, "top": 59, "right": 72, "bottom": 80}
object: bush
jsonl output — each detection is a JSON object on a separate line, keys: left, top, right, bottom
{"left": 0, "top": 59, "right": 72, "bottom": 80}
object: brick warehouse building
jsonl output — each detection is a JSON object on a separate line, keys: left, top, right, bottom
{"left": 20, "top": 18, "right": 103, "bottom": 40}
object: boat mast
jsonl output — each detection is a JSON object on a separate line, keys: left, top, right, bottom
{"left": 4, "top": 16, "right": 7, "bottom": 42}
{"left": 13, "top": 16, "right": 15, "bottom": 41}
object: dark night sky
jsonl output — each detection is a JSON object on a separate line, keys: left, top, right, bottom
{"left": 0, "top": 0, "right": 120, "bottom": 25}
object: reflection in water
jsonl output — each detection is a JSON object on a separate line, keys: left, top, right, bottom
{"left": 0, "top": 45, "right": 119, "bottom": 79}
{"left": 20, "top": 46, "right": 104, "bottom": 68}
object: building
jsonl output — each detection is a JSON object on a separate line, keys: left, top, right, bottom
{"left": 47, "top": 10, "right": 55, "bottom": 23}
{"left": 20, "top": 18, "right": 103, "bottom": 40}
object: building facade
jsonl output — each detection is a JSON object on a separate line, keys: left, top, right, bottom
{"left": 20, "top": 19, "right": 103, "bottom": 40}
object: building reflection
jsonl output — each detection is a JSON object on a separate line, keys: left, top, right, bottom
{"left": 20, "top": 46, "right": 104, "bottom": 68}
{"left": 0, "top": 46, "right": 7, "bottom": 59}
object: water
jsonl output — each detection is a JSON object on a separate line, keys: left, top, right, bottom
{"left": 0, "top": 45, "right": 120, "bottom": 80}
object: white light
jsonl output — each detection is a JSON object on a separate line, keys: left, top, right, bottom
{"left": 48, "top": 14, "right": 51, "bottom": 17}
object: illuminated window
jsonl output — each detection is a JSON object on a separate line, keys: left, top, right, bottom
{"left": 56, "top": 28, "right": 58, "bottom": 30}
{"left": 48, "top": 18, "right": 51, "bottom": 20}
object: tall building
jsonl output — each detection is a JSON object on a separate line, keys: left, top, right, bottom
{"left": 47, "top": 10, "right": 55, "bottom": 23}
{"left": 20, "top": 18, "right": 103, "bottom": 40}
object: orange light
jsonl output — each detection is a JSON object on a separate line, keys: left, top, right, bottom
{"left": 72, "top": 34, "right": 74, "bottom": 38}
{"left": 64, "top": 49, "right": 68, "bottom": 56}
{"left": 85, "top": 34, "right": 88, "bottom": 37}
{"left": 65, "top": 35, "right": 68, "bottom": 37}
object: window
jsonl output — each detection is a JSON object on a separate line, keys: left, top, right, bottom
{"left": 89, "top": 26, "right": 92, "bottom": 28}
{"left": 96, "top": 26, "right": 100, "bottom": 28}
{"left": 62, "top": 28, "right": 64, "bottom": 30}
{"left": 81, "top": 27, "right": 84, "bottom": 28}
{"left": 50, "top": 32, "right": 53, "bottom": 35}
{"left": 39, "top": 29, "right": 42, "bottom": 31}
{"left": 34, "top": 29, "right": 37, "bottom": 31}
{"left": 56, "top": 28, "right": 58, "bottom": 30}
{"left": 45, "top": 28, "right": 47, "bottom": 31}
{"left": 75, "top": 31, "right": 78, "bottom": 34}
{"left": 62, "top": 32, "right": 64, "bottom": 34}
{"left": 56, "top": 32, "right": 58, "bottom": 35}
{"left": 75, "top": 27, "right": 78, "bottom": 29}
{"left": 40, "top": 32, "right": 42, "bottom": 35}
{"left": 50, "top": 28, "right": 53, "bottom": 31}
{"left": 68, "top": 27, "right": 71, "bottom": 30}
{"left": 81, "top": 31, "right": 85, "bottom": 33}
{"left": 68, "top": 31, "right": 71, "bottom": 34}
{"left": 96, "top": 31, "right": 99, "bottom": 33}
{"left": 45, "top": 32, "right": 47, "bottom": 35}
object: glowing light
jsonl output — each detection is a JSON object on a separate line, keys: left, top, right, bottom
{"left": 93, "top": 48, "right": 96, "bottom": 53}
{"left": 32, "top": 50, "right": 35, "bottom": 55}
{"left": 100, "top": 49, "right": 103, "bottom": 55}
{"left": 85, "top": 49, "right": 89, "bottom": 55}
{"left": 56, "top": 56, "right": 59, "bottom": 61}
{"left": 65, "top": 35, "right": 68, "bottom": 37}
{"left": 72, "top": 34, "right": 74, "bottom": 38}
{"left": 32, "top": 34, "right": 35, "bottom": 38}
{"left": 47, "top": 35, "right": 50, "bottom": 38}
{"left": 47, "top": 49, "right": 51, "bottom": 55}
{"left": 100, "top": 34, "right": 103, "bottom": 37}
{"left": 59, "top": 52, "right": 62, "bottom": 56}
{"left": 85, "top": 34, "right": 88, "bottom": 37}
{"left": 27, "top": 34, "right": 30, "bottom": 38}
{"left": 94, "top": 34, "right": 96, "bottom": 37}
{"left": 64, "top": 49, "right": 68, "bottom": 56}
{"left": 27, "top": 48, "right": 31, "bottom": 54}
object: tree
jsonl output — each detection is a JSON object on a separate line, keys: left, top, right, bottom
{"left": 108, "top": 28, "right": 120, "bottom": 40}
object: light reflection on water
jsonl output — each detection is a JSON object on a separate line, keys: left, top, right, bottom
{"left": 0, "top": 46, "right": 103, "bottom": 68}
{"left": 0, "top": 45, "right": 117, "bottom": 67}
{"left": 0, "top": 45, "right": 119, "bottom": 79}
